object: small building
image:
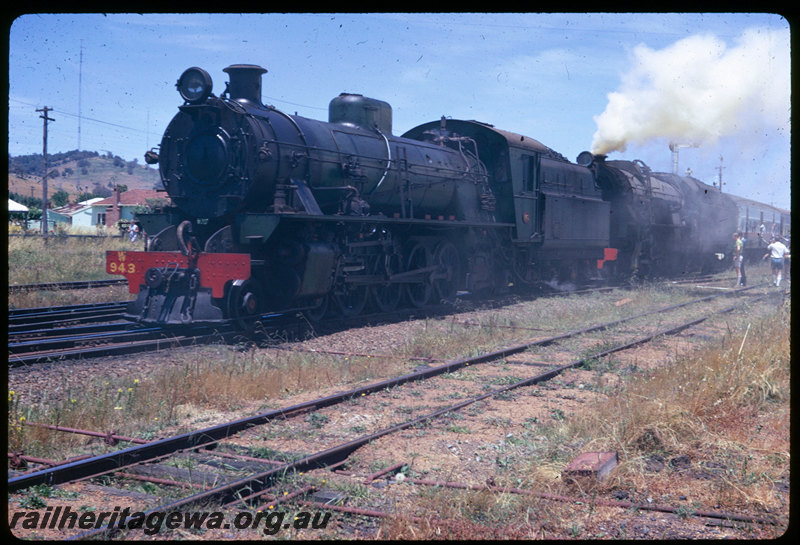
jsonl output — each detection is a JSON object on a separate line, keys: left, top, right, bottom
{"left": 49, "top": 198, "right": 104, "bottom": 228}
{"left": 8, "top": 198, "right": 29, "bottom": 214}
{"left": 8, "top": 198, "right": 30, "bottom": 229}
{"left": 91, "top": 188, "right": 165, "bottom": 228}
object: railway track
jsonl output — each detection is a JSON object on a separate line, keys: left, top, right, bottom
{"left": 8, "top": 282, "right": 785, "bottom": 538}
{"left": 5, "top": 281, "right": 603, "bottom": 366}
{"left": 9, "top": 301, "right": 129, "bottom": 331}
{"left": 7, "top": 300, "right": 214, "bottom": 366}
{"left": 8, "top": 278, "right": 128, "bottom": 293}
{"left": 8, "top": 298, "right": 296, "bottom": 366}
{"left": 4, "top": 275, "right": 713, "bottom": 367}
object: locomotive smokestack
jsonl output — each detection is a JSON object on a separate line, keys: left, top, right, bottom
{"left": 576, "top": 151, "right": 605, "bottom": 167}
{"left": 223, "top": 64, "right": 267, "bottom": 105}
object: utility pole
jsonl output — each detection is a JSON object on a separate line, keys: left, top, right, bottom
{"left": 716, "top": 156, "right": 726, "bottom": 192}
{"left": 37, "top": 106, "right": 55, "bottom": 239}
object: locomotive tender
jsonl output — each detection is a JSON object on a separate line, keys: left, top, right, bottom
{"left": 106, "top": 64, "right": 738, "bottom": 326}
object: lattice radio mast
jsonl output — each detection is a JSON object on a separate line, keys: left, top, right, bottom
{"left": 78, "top": 40, "right": 83, "bottom": 151}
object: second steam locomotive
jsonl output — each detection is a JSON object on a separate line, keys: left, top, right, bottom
{"left": 107, "top": 64, "right": 739, "bottom": 326}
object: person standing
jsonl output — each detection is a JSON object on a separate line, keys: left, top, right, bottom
{"left": 763, "top": 236, "right": 789, "bottom": 287}
{"left": 129, "top": 222, "right": 140, "bottom": 243}
{"left": 732, "top": 232, "right": 746, "bottom": 286}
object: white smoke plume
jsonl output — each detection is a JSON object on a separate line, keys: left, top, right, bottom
{"left": 591, "top": 28, "right": 790, "bottom": 156}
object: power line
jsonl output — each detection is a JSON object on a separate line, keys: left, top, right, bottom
{"left": 11, "top": 94, "right": 328, "bottom": 135}
{"left": 10, "top": 98, "right": 148, "bottom": 135}
{"left": 51, "top": 107, "right": 151, "bottom": 135}
{"left": 262, "top": 95, "right": 327, "bottom": 112}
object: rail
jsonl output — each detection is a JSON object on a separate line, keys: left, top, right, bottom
{"left": 9, "top": 278, "right": 127, "bottom": 292}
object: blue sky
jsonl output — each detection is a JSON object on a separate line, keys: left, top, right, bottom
{"left": 8, "top": 12, "right": 790, "bottom": 209}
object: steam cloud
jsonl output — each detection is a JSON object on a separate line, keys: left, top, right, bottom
{"left": 591, "top": 28, "right": 790, "bottom": 156}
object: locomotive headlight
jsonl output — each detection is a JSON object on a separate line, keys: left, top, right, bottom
{"left": 177, "top": 67, "right": 213, "bottom": 104}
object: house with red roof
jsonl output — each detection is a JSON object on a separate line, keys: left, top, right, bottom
{"left": 91, "top": 188, "right": 167, "bottom": 227}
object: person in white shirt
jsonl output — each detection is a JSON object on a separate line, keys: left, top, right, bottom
{"left": 763, "top": 236, "right": 789, "bottom": 287}
{"left": 129, "top": 222, "right": 140, "bottom": 243}
{"left": 732, "top": 232, "right": 746, "bottom": 286}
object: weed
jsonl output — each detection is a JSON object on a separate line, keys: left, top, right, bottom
{"left": 485, "top": 416, "right": 513, "bottom": 428}
{"left": 170, "top": 457, "right": 197, "bottom": 470}
{"left": 19, "top": 494, "right": 47, "bottom": 509}
{"left": 305, "top": 412, "right": 329, "bottom": 429}
{"left": 131, "top": 481, "right": 163, "bottom": 496}
{"left": 328, "top": 481, "right": 371, "bottom": 500}
{"left": 522, "top": 417, "right": 539, "bottom": 430}
{"left": 673, "top": 505, "right": 695, "bottom": 519}
{"left": 27, "top": 485, "right": 56, "bottom": 498}
{"left": 487, "top": 375, "right": 521, "bottom": 385}
{"left": 446, "top": 424, "right": 471, "bottom": 434}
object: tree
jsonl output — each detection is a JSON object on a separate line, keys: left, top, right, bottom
{"left": 51, "top": 189, "right": 70, "bottom": 207}
{"left": 8, "top": 191, "right": 41, "bottom": 208}
{"left": 133, "top": 197, "right": 170, "bottom": 215}
{"left": 91, "top": 183, "right": 112, "bottom": 198}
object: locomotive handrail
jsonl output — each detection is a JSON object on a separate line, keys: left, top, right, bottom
{"left": 369, "top": 126, "right": 393, "bottom": 194}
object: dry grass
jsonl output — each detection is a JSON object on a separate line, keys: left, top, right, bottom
{"left": 8, "top": 234, "right": 136, "bottom": 308}
{"left": 8, "top": 234, "right": 127, "bottom": 283}
{"left": 399, "top": 285, "right": 698, "bottom": 363}
{"left": 569, "top": 298, "right": 789, "bottom": 517}
{"left": 378, "top": 487, "right": 560, "bottom": 540}
{"left": 9, "top": 284, "right": 133, "bottom": 309}
{"left": 7, "top": 343, "right": 412, "bottom": 460}
{"left": 572, "top": 301, "right": 790, "bottom": 500}
{"left": 376, "top": 298, "right": 790, "bottom": 538}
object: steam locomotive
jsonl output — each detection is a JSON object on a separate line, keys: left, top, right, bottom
{"left": 106, "top": 64, "right": 740, "bottom": 327}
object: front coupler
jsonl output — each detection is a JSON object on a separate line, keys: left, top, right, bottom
{"left": 106, "top": 250, "right": 250, "bottom": 326}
